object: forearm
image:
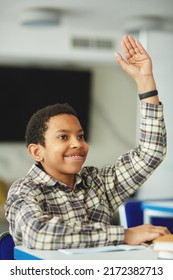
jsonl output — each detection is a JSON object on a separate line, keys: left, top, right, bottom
{"left": 11, "top": 207, "right": 125, "bottom": 249}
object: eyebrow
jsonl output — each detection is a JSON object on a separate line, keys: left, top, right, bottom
{"left": 56, "top": 129, "right": 84, "bottom": 133}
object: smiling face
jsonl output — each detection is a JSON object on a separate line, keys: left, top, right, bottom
{"left": 28, "top": 114, "right": 89, "bottom": 188}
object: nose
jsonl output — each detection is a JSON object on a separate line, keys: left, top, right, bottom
{"left": 69, "top": 137, "right": 82, "bottom": 148}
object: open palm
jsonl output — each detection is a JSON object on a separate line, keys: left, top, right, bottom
{"left": 116, "top": 35, "right": 153, "bottom": 82}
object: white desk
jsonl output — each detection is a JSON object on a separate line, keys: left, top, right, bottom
{"left": 141, "top": 201, "right": 173, "bottom": 224}
{"left": 14, "top": 246, "right": 158, "bottom": 260}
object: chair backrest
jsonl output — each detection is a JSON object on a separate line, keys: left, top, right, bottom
{"left": 119, "top": 199, "right": 143, "bottom": 228}
{"left": 0, "top": 231, "right": 15, "bottom": 260}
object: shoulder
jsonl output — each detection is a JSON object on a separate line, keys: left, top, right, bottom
{"left": 6, "top": 164, "right": 45, "bottom": 201}
{"left": 7, "top": 175, "right": 38, "bottom": 199}
{"left": 80, "top": 165, "right": 116, "bottom": 185}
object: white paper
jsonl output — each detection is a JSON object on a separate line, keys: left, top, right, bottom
{"left": 58, "top": 244, "right": 146, "bottom": 255}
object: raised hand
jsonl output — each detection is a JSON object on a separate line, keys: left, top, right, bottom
{"left": 116, "top": 35, "right": 158, "bottom": 100}
{"left": 116, "top": 35, "right": 153, "bottom": 82}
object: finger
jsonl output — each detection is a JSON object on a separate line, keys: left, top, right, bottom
{"left": 127, "top": 35, "right": 147, "bottom": 57}
{"left": 144, "top": 225, "right": 171, "bottom": 241}
{"left": 120, "top": 39, "right": 132, "bottom": 60}
{"left": 122, "top": 35, "right": 136, "bottom": 57}
{"left": 150, "top": 226, "right": 171, "bottom": 235}
{"left": 145, "top": 224, "right": 170, "bottom": 233}
{"left": 127, "top": 35, "right": 138, "bottom": 52}
{"left": 114, "top": 52, "right": 123, "bottom": 62}
{"left": 114, "top": 52, "right": 128, "bottom": 71}
{"left": 135, "top": 39, "right": 148, "bottom": 55}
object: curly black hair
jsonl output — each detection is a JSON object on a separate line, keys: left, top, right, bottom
{"left": 25, "top": 103, "right": 78, "bottom": 147}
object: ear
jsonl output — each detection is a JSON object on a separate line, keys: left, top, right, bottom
{"left": 27, "top": 144, "right": 44, "bottom": 162}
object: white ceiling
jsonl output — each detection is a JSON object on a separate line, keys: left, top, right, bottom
{"left": 0, "top": 0, "right": 173, "bottom": 66}
{"left": 1, "top": 0, "right": 173, "bottom": 31}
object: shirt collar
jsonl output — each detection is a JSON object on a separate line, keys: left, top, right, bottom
{"left": 27, "top": 163, "right": 86, "bottom": 190}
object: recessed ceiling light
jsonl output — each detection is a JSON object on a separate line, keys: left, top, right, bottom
{"left": 124, "top": 16, "right": 163, "bottom": 33}
{"left": 20, "top": 7, "right": 62, "bottom": 27}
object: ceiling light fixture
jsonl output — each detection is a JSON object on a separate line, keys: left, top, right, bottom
{"left": 124, "top": 16, "right": 163, "bottom": 33}
{"left": 20, "top": 7, "right": 62, "bottom": 27}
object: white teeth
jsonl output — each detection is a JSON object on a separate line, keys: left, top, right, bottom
{"left": 66, "top": 155, "right": 83, "bottom": 158}
{"left": 70, "top": 155, "right": 82, "bottom": 157}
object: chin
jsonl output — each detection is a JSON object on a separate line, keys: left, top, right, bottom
{"left": 68, "top": 166, "right": 83, "bottom": 174}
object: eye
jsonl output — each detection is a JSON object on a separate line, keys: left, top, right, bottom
{"left": 58, "top": 135, "right": 67, "bottom": 140}
{"left": 78, "top": 134, "right": 85, "bottom": 141}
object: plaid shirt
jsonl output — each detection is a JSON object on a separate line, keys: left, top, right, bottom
{"left": 5, "top": 102, "right": 166, "bottom": 250}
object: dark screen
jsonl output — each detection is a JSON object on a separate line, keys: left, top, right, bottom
{"left": 0, "top": 66, "right": 91, "bottom": 141}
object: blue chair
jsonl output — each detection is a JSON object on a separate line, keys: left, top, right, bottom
{"left": 119, "top": 199, "right": 143, "bottom": 228}
{"left": 0, "top": 231, "right": 15, "bottom": 260}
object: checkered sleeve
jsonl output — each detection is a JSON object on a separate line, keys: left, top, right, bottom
{"left": 136, "top": 101, "right": 166, "bottom": 181}
{"left": 103, "top": 101, "right": 167, "bottom": 206}
{"left": 5, "top": 181, "right": 124, "bottom": 250}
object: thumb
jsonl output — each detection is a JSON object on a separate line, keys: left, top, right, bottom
{"left": 115, "top": 52, "right": 128, "bottom": 71}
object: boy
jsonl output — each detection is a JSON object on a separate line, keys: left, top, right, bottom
{"left": 5, "top": 35, "right": 169, "bottom": 250}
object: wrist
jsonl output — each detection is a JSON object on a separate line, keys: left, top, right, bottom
{"left": 136, "top": 75, "right": 156, "bottom": 93}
